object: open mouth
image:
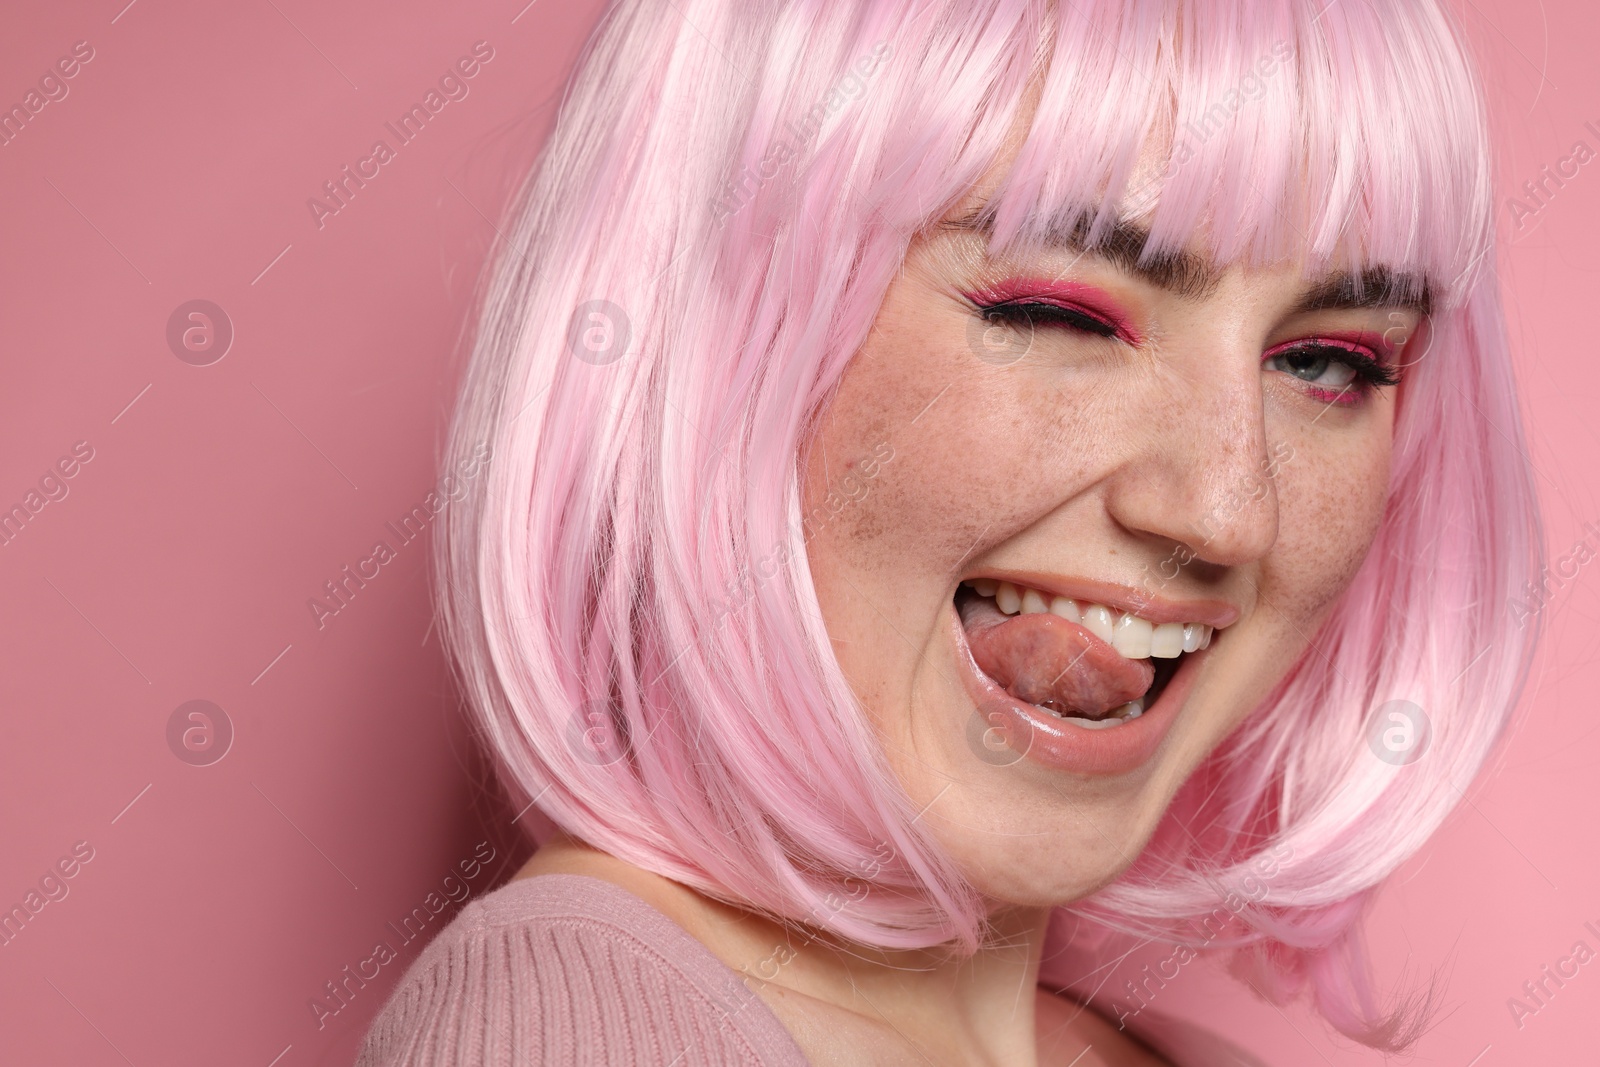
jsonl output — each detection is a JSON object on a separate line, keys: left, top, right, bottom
{"left": 954, "top": 579, "right": 1216, "bottom": 731}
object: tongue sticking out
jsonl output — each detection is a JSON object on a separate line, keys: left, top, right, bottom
{"left": 959, "top": 594, "right": 1153, "bottom": 718}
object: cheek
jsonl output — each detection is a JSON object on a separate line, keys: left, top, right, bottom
{"left": 1261, "top": 425, "right": 1392, "bottom": 626}
{"left": 803, "top": 308, "right": 1054, "bottom": 583}
{"left": 798, "top": 275, "right": 1104, "bottom": 735}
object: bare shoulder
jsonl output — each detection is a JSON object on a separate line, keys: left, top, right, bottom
{"left": 510, "top": 834, "right": 738, "bottom": 945}
{"left": 1037, "top": 988, "right": 1274, "bottom": 1067}
{"left": 1035, "top": 988, "right": 1175, "bottom": 1067}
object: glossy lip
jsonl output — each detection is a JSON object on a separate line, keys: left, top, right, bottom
{"left": 961, "top": 278, "right": 1145, "bottom": 346}
{"left": 949, "top": 599, "right": 1207, "bottom": 776}
{"left": 963, "top": 571, "right": 1240, "bottom": 629}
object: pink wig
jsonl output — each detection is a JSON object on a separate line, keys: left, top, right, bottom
{"left": 434, "top": 0, "right": 1540, "bottom": 1048}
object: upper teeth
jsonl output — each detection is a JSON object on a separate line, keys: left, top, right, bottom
{"left": 965, "top": 579, "right": 1214, "bottom": 660}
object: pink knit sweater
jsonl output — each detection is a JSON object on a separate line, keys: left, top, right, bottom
{"left": 355, "top": 873, "right": 810, "bottom": 1065}
{"left": 356, "top": 873, "right": 1270, "bottom": 1066}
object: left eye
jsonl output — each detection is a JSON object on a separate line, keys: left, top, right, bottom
{"left": 977, "top": 301, "right": 1120, "bottom": 338}
{"left": 1265, "top": 345, "right": 1361, "bottom": 388}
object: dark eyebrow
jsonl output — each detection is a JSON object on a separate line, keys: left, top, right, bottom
{"left": 1292, "top": 266, "right": 1434, "bottom": 316}
{"left": 941, "top": 206, "right": 1220, "bottom": 299}
{"left": 941, "top": 206, "right": 1434, "bottom": 315}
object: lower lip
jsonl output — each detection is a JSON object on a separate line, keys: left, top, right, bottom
{"left": 948, "top": 604, "right": 1202, "bottom": 776}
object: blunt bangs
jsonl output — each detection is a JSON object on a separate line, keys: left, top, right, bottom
{"left": 982, "top": 0, "right": 1491, "bottom": 309}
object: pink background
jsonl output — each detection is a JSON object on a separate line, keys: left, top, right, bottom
{"left": 0, "top": 1, "right": 1592, "bottom": 1064}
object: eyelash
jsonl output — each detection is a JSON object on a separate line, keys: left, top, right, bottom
{"left": 972, "top": 301, "right": 1122, "bottom": 339}
{"left": 973, "top": 301, "right": 1403, "bottom": 404}
{"left": 1261, "top": 340, "right": 1401, "bottom": 406}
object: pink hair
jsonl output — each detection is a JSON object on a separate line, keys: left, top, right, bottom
{"left": 434, "top": 0, "right": 1540, "bottom": 1048}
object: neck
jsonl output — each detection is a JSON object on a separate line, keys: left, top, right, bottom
{"left": 516, "top": 833, "right": 1059, "bottom": 1064}
{"left": 791, "top": 899, "right": 1056, "bottom": 1062}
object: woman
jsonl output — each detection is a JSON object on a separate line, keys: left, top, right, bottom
{"left": 359, "top": 0, "right": 1539, "bottom": 1062}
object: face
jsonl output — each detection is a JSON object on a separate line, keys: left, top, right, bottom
{"left": 799, "top": 161, "right": 1427, "bottom": 908}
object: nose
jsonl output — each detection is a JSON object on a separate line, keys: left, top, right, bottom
{"left": 1103, "top": 347, "right": 1280, "bottom": 570}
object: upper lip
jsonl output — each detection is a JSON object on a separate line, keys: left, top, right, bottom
{"left": 962, "top": 570, "right": 1241, "bottom": 629}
